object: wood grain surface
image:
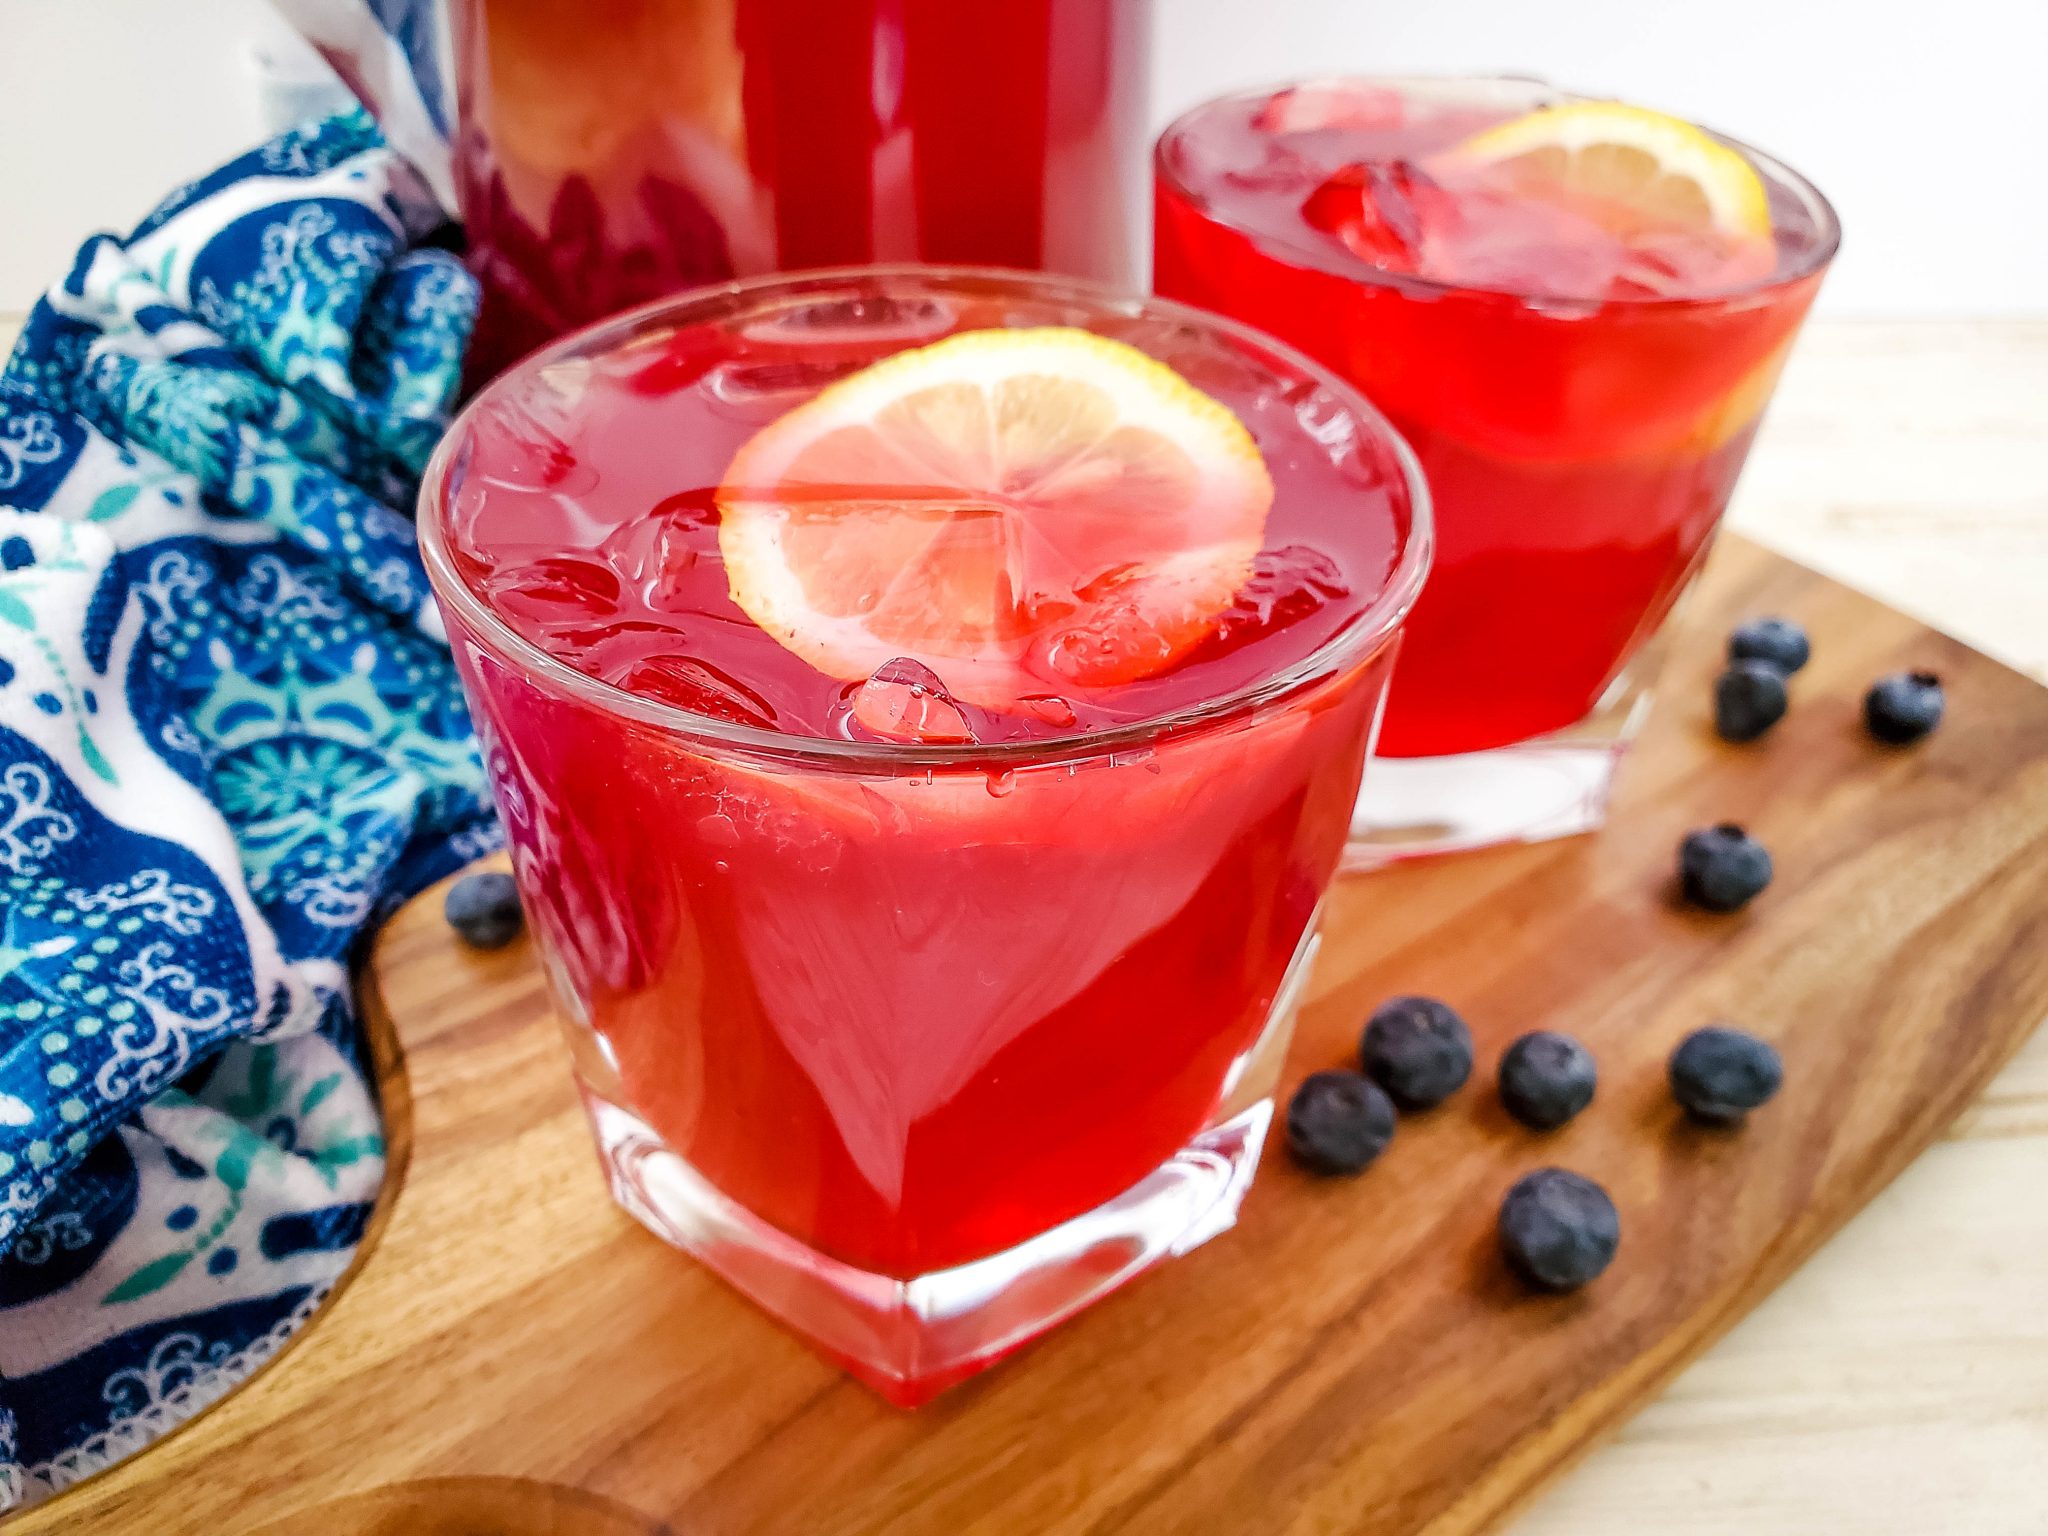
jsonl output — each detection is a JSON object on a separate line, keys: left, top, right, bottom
{"left": 16, "top": 532, "right": 2048, "bottom": 1536}
{"left": 1517, "top": 316, "right": 2048, "bottom": 1536}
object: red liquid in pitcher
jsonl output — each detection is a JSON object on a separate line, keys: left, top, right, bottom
{"left": 1155, "top": 80, "right": 1834, "bottom": 756}
{"left": 433, "top": 277, "right": 1418, "bottom": 1283}
{"left": 451, "top": 0, "right": 1151, "bottom": 376}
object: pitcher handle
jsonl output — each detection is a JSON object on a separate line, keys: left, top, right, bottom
{"left": 268, "top": 0, "right": 460, "bottom": 214}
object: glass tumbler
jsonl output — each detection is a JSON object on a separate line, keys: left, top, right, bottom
{"left": 1155, "top": 75, "right": 1839, "bottom": 861}
{"left": 418, "top": 268, "right": 1430, "bottom": 1402}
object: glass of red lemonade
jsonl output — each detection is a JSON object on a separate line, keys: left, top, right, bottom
{"left": 419, "top": 268, "right": 1430, "bottom": 1403}
{"left": 1155, "top": 77, "right": 1840, "bottom": 859}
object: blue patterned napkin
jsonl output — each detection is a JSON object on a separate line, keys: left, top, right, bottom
{"left": 0, "top": 110, "right": 494, "bottom": 1508}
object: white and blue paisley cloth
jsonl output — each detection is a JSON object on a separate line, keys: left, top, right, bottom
{"left": 0, "top": 110, "right": 495, "bottom": 1508}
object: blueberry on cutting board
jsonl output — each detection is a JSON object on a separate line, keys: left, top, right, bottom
{"left": 444, "top": 870, "right": 525, "bottom": 949}
{"left": 1670, "top": 1026, "right": 1783, "bottom": 1124}
{"left": 1498, "top": 1169, "right": 1620, "bottom": 1293}
{"left": 1498, "top": 1031, "right": 1598, "bottom": 1131}
{"left": 1864, "top": 670, "right": 1945, "bottom": 744}
{"left": 1360, "top": 996, "right": 1474, "bottom": 1110}
{"left": 1677, "top": 824, "right": 1773, "bottom": 912}
{"left": 1285, "top": 1070, "right": 1396, "bottom": 1176}
{"left": 1727, "top": 616, "right": 1811, "bottom": 675}
{"left": 1714, "top": 660, "right": 1789, "bottom": 742}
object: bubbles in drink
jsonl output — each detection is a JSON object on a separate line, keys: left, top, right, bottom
{"left": 844, "top": 658, "right": 977, "bottom": 745}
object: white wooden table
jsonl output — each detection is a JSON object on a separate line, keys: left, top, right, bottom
{"left": 3, "top": 313, "right": 2045, "bottom": 1533}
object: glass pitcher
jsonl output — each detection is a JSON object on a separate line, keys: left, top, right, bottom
{"left": 276, "top": 0, "right": 1155, "bottom": 377}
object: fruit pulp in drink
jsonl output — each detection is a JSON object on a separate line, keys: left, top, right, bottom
{"left": 1154, "top": 79, "right": 1835, "bottom": 757}
{"left": 431, "top": 275, "right": 1421, "bottom": 1284}
{"left": 450, "top": 0, "right": 1152, "bottom": 377}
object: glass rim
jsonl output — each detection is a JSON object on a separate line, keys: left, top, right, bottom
{"left": 1154, "top": 72, "right": 1843, "bottom": 311}
{"left": 418, "top": 263, "right": 1434, "bottom": 772}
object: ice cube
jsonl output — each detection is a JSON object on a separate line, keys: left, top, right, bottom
{"left": 1016, "top": 693, "right": 1079, "bottom": 729}
{"left": 485, "top": 556, "right": 622, "bottom": 625}
{"left": 1256, "top": 83, "right": 1407, "bottom": 136}
{"left": 1421, "top": 189, "right": 1624, "bottom": 301}
{"left": 616, "top": 653, "right": 779, "bottom": 730}
{"left": 742, "top": 294, "right": 956, "bottom": 346}
{"left": 1282, "top": 378, "right": 1364, "bottom": 455}
{"left": 709, "top": 357, "right": 873, "bottom": 404}
{"left": 469, "top": 396, "right": 598, "bottom": 495}
{"left": 1607, "top": 226, "right": 1771, "bottom": 300}
{"left": 599, "top": 488, "right": 720, "bottom": 605}
{"left": 1219, "top": 149, "right": 1320, "bottom": 194}
{"left": 846, "top": 658, "right": 977, "bottom": 745}
{"left": 615, "top": 325, "right": 726, "bottom": 397}
{"left": 1302, "top": 160, "right": 1456, "bottom": 274}
{"left": 1140, "top": 324, "right": 1288, "bottom": 405}
{"left": 1203, "top": 545, "right": 1352, "bottom": 651}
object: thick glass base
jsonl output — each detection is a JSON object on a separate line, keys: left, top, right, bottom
{"left": 1344, "top": 732, "right": 1629, "bottom": 868}
{"left": 585, "top": 1096, "right": 1271, "bottom": 1405}
{"left": 1344, "top": 576, "right": 1705, "bottom": 867}
{"left": 580, "top": 926, "right": 1320, "bottom": 1406}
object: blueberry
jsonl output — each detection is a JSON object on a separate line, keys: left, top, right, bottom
{"left": 443, "top": 870, "right": 524, "bottom": 949}
{"left": 1728, "top": 616, "right": 1810, "bottom": 675}
{"left": 1669, "top": 1026, "right": 1782, "bottom": 1124}
{"left": 1713, "top": 661, "right": 1789, "bottom": 743}
{"left": 1498, "top": 1169, "right": 1619, "bottom": 1292}
{"left": 1284, "top": 1070, "right": 1396, "bottom": 1176}
{"left": 1678, "top": 823, "right": 1772, "bottom": 912}
{"left": 1498, "top": 1031, "right": 1597, "bottom": 1131}
{"left": 1863, "top": 670, "right": 1944, "bottom": 745}
{"left": 1360, "top": 995, "right": 1473, "bottom": 1110}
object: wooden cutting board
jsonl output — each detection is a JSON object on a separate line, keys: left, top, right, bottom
{"left": 21, "top": 535, "right": 2048, "bottom": 1536}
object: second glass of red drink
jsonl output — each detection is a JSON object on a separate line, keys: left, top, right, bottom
{"left": 1156, "top": 76, "right": 1840, "bottom": 858}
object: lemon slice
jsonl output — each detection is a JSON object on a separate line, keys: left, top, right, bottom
{"left": 718, "top": 328, "right": 1273, "bottom": 708}
{"left": 1446, "top": 100, "right": 1773, "bottom": 244}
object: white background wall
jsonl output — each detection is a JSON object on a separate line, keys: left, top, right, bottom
{"left": 1, "top": 0, "right": 2040, "bottom": 316}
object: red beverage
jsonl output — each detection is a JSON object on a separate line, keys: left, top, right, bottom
{"left": 421, "top": 269, "right": 1427, "bottom": 1398}
{"left": 1156, "top": 79, "right": 1838, "bottom": 851}
{"left": 449, "top": 0, "right": 1152, "bottom": 376}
